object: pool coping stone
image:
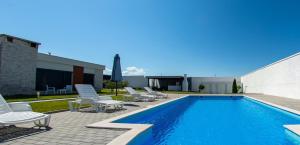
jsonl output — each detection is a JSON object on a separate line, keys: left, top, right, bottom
{"left": 87, "top": 94, "right": 300, "bottom": 145}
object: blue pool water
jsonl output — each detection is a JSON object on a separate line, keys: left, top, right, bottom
{"left": 115, "top": 96, "right": 300, "bottom": 145}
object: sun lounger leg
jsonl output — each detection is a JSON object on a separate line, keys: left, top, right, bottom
{"left": 34, "top": 115, "right": 51, "bottom": 129}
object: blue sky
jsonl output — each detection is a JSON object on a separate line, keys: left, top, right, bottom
{"left": 1, "top": 0, "right": 300, "bottom": 77}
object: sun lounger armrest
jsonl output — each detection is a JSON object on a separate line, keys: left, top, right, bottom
{"left": 8, "top": 102, "right": 32, "bottom": 112}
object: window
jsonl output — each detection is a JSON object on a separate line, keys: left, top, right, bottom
{"left": 83, "top": 73, "right": 95, "bottom": 85}
{"left": 36, "top": 68, "right": 72, "bottom": 91}
{"left": 7, "top": 37, "right": 13, "bottom": 42}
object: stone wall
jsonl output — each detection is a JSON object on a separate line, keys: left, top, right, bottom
{"left": 0, "top": 40, "right": 37, "bottom": 95}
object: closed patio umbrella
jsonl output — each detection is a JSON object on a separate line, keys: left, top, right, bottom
{"left": 111, "top": 54, "right": 123, "bottom": 96}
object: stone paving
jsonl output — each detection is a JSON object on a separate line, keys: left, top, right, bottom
{"left": 1, "top": 93, "right": 300, "bottom": 145}
{"left": 246, "top": 93, "right": 300, "bottom": 111}
{"left": 0, "top": 94, "right": 183, "bottom": 145}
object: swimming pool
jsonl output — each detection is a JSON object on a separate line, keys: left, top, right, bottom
{"left": 114, "top": 96, "right": 300, "bottom": 145}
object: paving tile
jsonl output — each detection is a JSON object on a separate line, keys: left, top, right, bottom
{"left": 0, "top": 94, "right": 183, "bottom": 145}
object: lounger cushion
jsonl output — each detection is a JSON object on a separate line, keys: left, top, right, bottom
{"left": 0, "top": 112, "right": 47, "bottom": 124}
{"left": 96, "top": 100, "right": 123, "bottom": 105}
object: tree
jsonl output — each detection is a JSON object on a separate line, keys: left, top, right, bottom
{"left": 198, "top": 84, "right": 205, "bottom": 92}
{"left": 118, "top": 81, "right": 128, "bottom": 88}
{"left": 104, "top": 80, "right": 129, "bottom": 94}
{"left": 104, "top": 80, "right": 115, "bottom": 92}
{"left": 232, "top": 79, "right": 238, "bottom": 93}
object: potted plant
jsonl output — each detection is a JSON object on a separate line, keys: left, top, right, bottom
{"left": 198, "top": 84, "right": 205, "bottom": 93}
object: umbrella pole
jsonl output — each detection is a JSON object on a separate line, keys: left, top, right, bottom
{"left": 115, "top": 82, "right": 118, "bottom": 96}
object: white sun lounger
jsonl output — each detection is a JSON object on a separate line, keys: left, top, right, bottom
{"left": 75, "top": 84, "right": 124, "bottom": 112}
{"left": 124, "top": 87, "right": 156, "bottom": 102}
{"left": 144, "top": 87, "right": 168, "bottom": 99}
{"left": 0, "top": 94, "right": 50, "bottom": 128}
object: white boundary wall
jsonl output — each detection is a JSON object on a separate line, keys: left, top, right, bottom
{"left": 123, "top": 76, "right": 147, "bottom": 89}
{"left": 241, "top": 52, "right": 300, "bottom": 99}
{"left": 191, "top": 77, "right": 241, "bottom": 93}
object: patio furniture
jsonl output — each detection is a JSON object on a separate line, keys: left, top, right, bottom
{"left": 57, "top": 85, "right": 73, "bottom": 94}
{"left": 0, "top": 94, "right": 50, "bottom": 129}
{"left": 65, "top": 85, "right": 73, "bottom": 93}
{"left": 144, "top": 87, "right": 168, "bottom": 99}
{"left": 124, "top": 87, "right": 156, "bottom": 102}
{"left": 57, "top": 89, "right": 66, "bottom": 94}
{"left": 75, "top": 84, "right": 124, "bottom": 112}
{"left": 45, "top": 85, "right": 56, "bottom": 95}
{"left": 68, "top": 99, "right": 82, "bottom": 112}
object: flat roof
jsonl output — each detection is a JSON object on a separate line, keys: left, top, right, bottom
{"left": 38, "top": 53, "right": 105, "bottom": 70}
{"left": 146, "top": 76, "right": 184, "bottom": 79}
{"left": 0, "top": 34, "right": 41, "bottom": 45}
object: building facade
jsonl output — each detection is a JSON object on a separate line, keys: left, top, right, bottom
{"left": 0, "top": 34, "right": 105, "bottom": 96}
{"left": 120, "top": 75, "right": 240, "bottom": 93}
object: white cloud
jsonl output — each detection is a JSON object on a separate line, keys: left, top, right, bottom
{"left": 104, "top": 66, "right": 146, "bottom": 76}
{"left": 104, "top": 68, "right": 112, "bottom": 75}
{"left": 122, "top": 66, "right": 145, "bottom": 76}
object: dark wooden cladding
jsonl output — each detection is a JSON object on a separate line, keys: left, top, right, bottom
{"left": 73, "top": 66, "right": 84, "bottom": 85}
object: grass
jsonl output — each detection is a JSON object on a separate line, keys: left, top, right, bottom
{"left": 4, "top": 89, "right": 127, "bottom": 102}
{"left": 30, "top": 100, "right": 72, "bottom": 113}
{"left": 30, "top": 95, "right": 128, "bottom": 113}
{"left": 4, "top": 88, "right": 129, "bottom": 113}
{"left": 5, "top": 94, "right": 77, "bottom": 103}
{"left": 3, "top": 88, "right": 200, "bottom": 113}
{"left": 99, "top": 89, "right": 127, "bottom": 95}
{"left": 4, "top": 89, "right": 200, "bottom": 113}
{"left": 111, "top": 95, "right": 127, "bottom": 100}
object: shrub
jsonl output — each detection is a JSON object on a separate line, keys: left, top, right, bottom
{"left": 237, "top": 85, "right": 242, "bottom": 93}
{"left": 104, "top": 80, "right": 128, "bottom": 91}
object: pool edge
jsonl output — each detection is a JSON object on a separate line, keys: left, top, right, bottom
{"left": 244, "top": 95, "right": 300, "bottom": 138}
{"left": 86, "top": 95, "right": 190, "bottom": 145}
{"left": 87, "top": 94, "right": 300, "bottom": 145}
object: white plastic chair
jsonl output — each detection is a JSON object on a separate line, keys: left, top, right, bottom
{"left": 0, "top": 94, "right": 50, "bottom": 129}
{"left": 124, "top": 87, "right": 156, "bottom": 102}
{"left": 45, "top": 85, "right": 56, "bottom": 95}
{"left": 57, "top": 85, "right": 73, "bottom": 94}
{"left": 65, "top": 85, "right": 73, "bottom": 94}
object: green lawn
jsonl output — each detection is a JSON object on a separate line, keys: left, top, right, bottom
{"left": 5, "top": 94, "right": 78, "bottom": 103}
{"left": 30, "top": 100, "right": 72, "bottom": 113}
{"left": 98, "top": 88, "right": 127, "bottom": 95}
{"left": 3, "top": 88, "right": 130, "bottom": 113}
{"left": 30, "top": 95, "right": 127, "bottom": 113}
{"left": 3, "top": 88, "right": 201, "bottom": 113}
{"left": 4, "top": 89, "right": 126, "bottom": 102}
